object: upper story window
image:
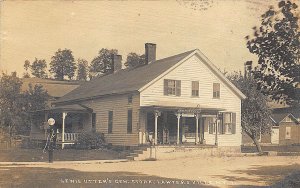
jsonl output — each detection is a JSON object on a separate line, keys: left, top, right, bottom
{"left": 191, "top": 81, "right": 199, "bottom": 97}
{"left": 164, "top": 79, "right": 181, "bottom": 96}
{"left": 213, "top": 83, "right": 220, "bottom": 98}
{"left": 128, "top": 94, "right": 133, "bottom": 104}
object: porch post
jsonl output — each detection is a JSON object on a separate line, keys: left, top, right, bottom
{"left": 176, "top": 113, "right": 181, "bottom": 145}
{"left": 215, "top": 113, "right": 218, "bottom": 146}
{"left": 62, "top": 112, "right": 67, "bottom": 149}
{"left": 195, "top": 113, "right": 200, "bottom": 144}
{"left": 154, "top": 110, "right": 161, "bottom": 145}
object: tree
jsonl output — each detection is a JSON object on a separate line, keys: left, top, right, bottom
{"left": 49, "top": 49, "right": 76, "bottom": 80}
{"left": 0, "top": 72, "right": 49, "bottom": 144}
{"left": 124, "top": 53, "right": 145, "bottom": 68}
{"left": 227, "top": 72, "right": 272, "bottom": 153}
{"left": 23, "top": 60, "right": 31, "bottom": 78}
{"left": 76, "top": 58, "right": 88, "bottom": 81}
{"left": 0, "top": 72, "right": 24, "bottom": 144}
{"left": 246, "top": 0, "right": 300, "bottom": 106}
{"left": 30, "top": 58, "right": 48, "bottom": 78}
{"left": 90, "top": 48, "right": 118, "bottom": 75}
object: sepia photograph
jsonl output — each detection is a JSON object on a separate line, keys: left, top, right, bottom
{"left": 0, "top": 0, "right": 299, "bottom": 187}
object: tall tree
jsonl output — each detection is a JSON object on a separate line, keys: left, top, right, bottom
{"left": 30, "top": 58, "right": 48, "bottom": 78}
{"left": 0, "top": 72, "right": 24, "bottom": 144}
{"left": 90, "top": 48, "right": 118, "bottom": 75}
{"left": 124, "top": 53, "right": 145, "bottom": 68}
{"left": 49, "top": 49, "right": 76, "bottom": 80}
{"left": 23, "top": 60, "right": 31, "bottom": 78}
{"left": 76, "top": 58, "right": 88, "bottom": 81}
{"left": 246, "top": 0, "right": 300, "bottom": 106}
{"left": 227, "top": 72, "right": 272, "bottom": 153}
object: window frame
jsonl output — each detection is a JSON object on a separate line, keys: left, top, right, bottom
{"left": 191, "top": 81, "right": 199, "bottom": 97}
{"left": 164, "top": 79, "right": 181, "bottom": 96}
{"left": 127, "top": 109, "right": 133, "bottom": 134}
{"left": 213, "top": 83, "right": 220, "bottom": 99}
{"left": 285, "top": 126, "right": 291, "bottom": 139}
{"left": 128, "top": 94, "right": 133, "bottom": 104}
{"left": 108, "top": 111, "right": 113, "bottom": 134}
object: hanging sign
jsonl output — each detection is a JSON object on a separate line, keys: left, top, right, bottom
{"left": 47, "top": 118, "right": 55, "bottom": 126}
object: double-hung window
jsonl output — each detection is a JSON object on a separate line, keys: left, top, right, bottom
{"left": 191, "top": 81, "right": 199, "bottom": 97}
{"left": 213, "top": 83, "right": 220, "bottom": 98}
{"left": 164, "top": 79, "right": 181, "bottom": 96}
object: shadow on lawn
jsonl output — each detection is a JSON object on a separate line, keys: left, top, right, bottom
{"left": 215, "top": 164, "right": 300, "bottom": 188}
{"left": 0, "top": 166, "right": 217, "bottom": 188}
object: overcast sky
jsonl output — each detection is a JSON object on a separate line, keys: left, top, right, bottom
{"left": 0, "top": 0, "right": 277, "bottom": 76}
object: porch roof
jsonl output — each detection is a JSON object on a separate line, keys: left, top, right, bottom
{"left": 141, "top": 101, "right": 225, "bottom": 113}
{"left": 35, "top": 104, "right": 92, "bottom": 113}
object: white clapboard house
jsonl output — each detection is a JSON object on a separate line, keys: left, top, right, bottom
{"left": 51, "top": 43, "right": 246, "bottom": 151}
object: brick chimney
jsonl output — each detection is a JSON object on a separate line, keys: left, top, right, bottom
{"left": 112, "top": 54, "right": 122, "bottom": 73}
{"left": 145, "top": 43, "right": 156, "bottom": 64}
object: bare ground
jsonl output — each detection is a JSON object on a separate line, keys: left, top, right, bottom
{"left": 0, "top": 156, "right": 300, "bottom": 188}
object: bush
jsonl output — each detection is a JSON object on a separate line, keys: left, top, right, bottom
{"left": 75, "top": 131, "right": 105, "bottom": 149}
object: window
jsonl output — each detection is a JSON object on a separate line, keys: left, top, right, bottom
{"left": 213, "top": 83, "right": 220, "bottom": 98}
{"left": 285, "top": 127, "right": 291, "bottom": 139}
{"left": 128, "top": 94, "right": 133, "bottom": 104}
{"left": 92, "top": 113, "right": 96, "bottom": 132}
{"left": 208, "top": 113, "right": 236, "bottom": 134}
{"left": 191, "top": 81, "right": 199, "bottom": 97}
{"left": 108, "top": 111, "right": 113, "bottom": 134}
{"left": 208, "top": 118, "right": 216, "bottom": 134}
{"left": 127, "top": 109, "right": 133, "bottom": 133}
{"left": 222, "top": 112, "right": 236, "bottom": 134}
{"left": 164, "top": 79, "right": 181, "bottom": 96}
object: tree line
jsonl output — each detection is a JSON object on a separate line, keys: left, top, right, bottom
{"left": 23, "top": 48, "right": 145, "bottom": 81}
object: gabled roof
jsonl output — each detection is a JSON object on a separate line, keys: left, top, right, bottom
{"left": 271, "top": 107, "right": 300, "bottom": 124}
{"left": 55, "top": 49, "right": 246, "bottom": 104}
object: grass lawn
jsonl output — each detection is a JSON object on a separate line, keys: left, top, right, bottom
{"left": 0, "top": 148, "right": 129, "bottom": 162}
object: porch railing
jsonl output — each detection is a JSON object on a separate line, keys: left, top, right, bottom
{"left": 64, "top": 133, "right": 79, "bottom": 142}
{"left": 57, "top": 133, "right": 79, "bottom": 143}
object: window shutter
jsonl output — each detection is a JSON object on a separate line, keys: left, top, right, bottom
{"left": 221, "top": 113, "right": 225, "bottom": 134}
{"left": 209, "top": 121, "right": 213, "bottom": 134}
{"left": 231, "top": 113, "right": 236, "bottom": 134}
{"left": 164, "top": 79, "right": 168, "bottom": 95}
{"left": 176, "top": 80, "right": 181, "bottom": 96}
{"left": 218, "top": 121, "right": 222, "bottom": 134}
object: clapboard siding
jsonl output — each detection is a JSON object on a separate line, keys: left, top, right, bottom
{"left": 140, "top": 55, "right": 242, "bottom": 146}
{"left": 81, "top": 93, "right": 140, "bottom": 146}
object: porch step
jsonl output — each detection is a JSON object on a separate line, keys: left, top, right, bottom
{"left": 126, "top": 156, "right": 134, "bottom": 161}
{"left": 129, "top": 153, "right": 139, "bottom": 157}
{"left": 133, "top": 150, "right": 144, "bottom": 154}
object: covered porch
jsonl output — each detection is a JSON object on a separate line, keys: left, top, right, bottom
{"left": 139, "top": 104, "right": 225, "bottom": 146}
{"left": 30, "top": 104, "right": 94, "bottom": 149}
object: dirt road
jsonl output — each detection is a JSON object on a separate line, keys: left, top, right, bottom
{"left": 1, "top": 156, "right": 300, "bottom": 187}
